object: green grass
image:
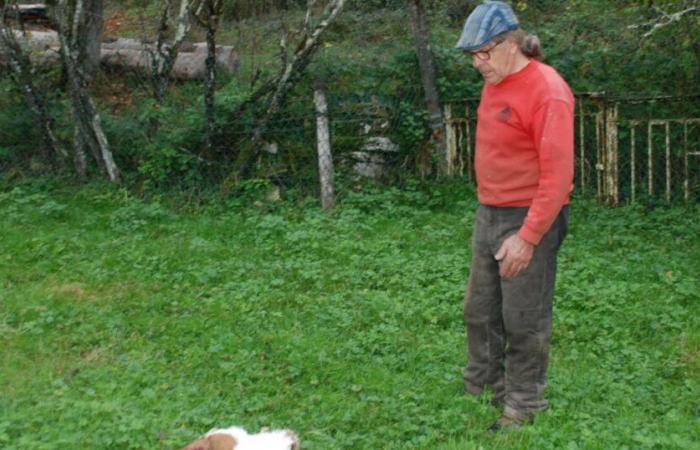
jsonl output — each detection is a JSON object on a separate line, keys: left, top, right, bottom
{"left": 1, "top": 180, "right": 698, "bottom": 449}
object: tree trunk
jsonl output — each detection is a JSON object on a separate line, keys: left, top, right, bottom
{"left": 83, "top": 0, "right": 102, "bottom": 74}
{"left": 314, "top": 82, "right": 335, "bottom": 209}
{"left": 150, "top": 0, "right": 194, "bottom": 101}
{"left": 200, "top": 0, "right": 222, "bottom": 154}
{"left": 73, "top": 126, "right": 87, "bottom": 178}
{"left": 0, "top": 4, "right": 67, "bottom": 166}
{"left": 408, "top": 0, "right": 447, "bottom": 176}
{"left": 57, "top": 0, "right": 120, "bottom": 182}
{"left": 54, "top": 0, "right": 102, "bottom": 75}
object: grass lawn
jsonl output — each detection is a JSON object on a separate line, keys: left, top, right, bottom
{"left": 1, "top": 180, "right": 698, "bottom": 449}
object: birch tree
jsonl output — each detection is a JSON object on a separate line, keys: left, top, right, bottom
{"left": 193, "top": 0, "right": 223, "bottom": 155}
{"left": 55, "top": 0, "right": 120, "bottom": 182}
{"left": 149, "top": 0, "right": 195, "bottom": 102}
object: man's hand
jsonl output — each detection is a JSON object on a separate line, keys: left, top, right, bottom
{"left": 495, "top": 234, "right": 535, "bottom": 278}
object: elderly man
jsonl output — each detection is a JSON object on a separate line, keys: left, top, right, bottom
{"left": 455, "top": 1, "right": 574, "bottom": 431}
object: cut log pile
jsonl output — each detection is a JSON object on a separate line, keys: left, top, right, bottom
{"left": 0, "top": 30, "right": 240, "bottom": 80}
{"left": 101, "top": 38, "right": 240, "bottom": 79}
{"left": 2, "top": 3, "right": 51, "bottom": 24}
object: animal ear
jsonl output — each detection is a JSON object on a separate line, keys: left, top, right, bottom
{"left": 180, "top": 437, "right": 212, "bottom": 450}
{"left": 207, "top": 433, "right": 237, "bottom": 450}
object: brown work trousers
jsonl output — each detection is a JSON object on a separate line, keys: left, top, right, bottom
{"left": 464, "top": 204, "right": 568, "bottom": 420}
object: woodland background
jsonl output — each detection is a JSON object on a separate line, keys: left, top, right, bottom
{"left": 0, "top": 0, "right": 698, "bottom": 197}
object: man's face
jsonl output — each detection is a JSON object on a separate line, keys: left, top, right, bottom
{"left": 469, "top": 39, "right": 515, "bottom": 85}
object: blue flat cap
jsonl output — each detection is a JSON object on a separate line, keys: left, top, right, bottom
{"left": 455, "top": 1, "right": 520, "bottom": 51}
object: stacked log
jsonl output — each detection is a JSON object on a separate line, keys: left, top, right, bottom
{"left": 2, "top": 4, "right": 51, "bottom": 25}
{"left": 100, "top": 47, "right": 239, "bottom": 80}
{"left": 0, "top": 30, "right": 239, "bottom": 80}
{"left": 0, "top": 3, "right": 239, "bottom": 79}
{"left": 101, "top": 37, "right": 240, "bottom": 78}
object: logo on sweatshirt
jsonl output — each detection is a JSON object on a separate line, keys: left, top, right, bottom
{"left": 497, "top": 106, "right": 512, "bottom": 122}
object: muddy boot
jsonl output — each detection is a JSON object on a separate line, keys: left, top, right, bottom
{"left": 487, "top": 412, "right": 533, "bottom": 433}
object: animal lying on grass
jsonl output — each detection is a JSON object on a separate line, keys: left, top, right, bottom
{"left": 180, "top": 426, "right": 300, "bottom": 450}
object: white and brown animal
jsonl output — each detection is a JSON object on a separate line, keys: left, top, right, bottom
{"left": 180, "top": 426, "right": 300, "bottom": 450}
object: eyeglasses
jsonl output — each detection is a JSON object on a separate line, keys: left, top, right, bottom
{"left": 469, "top": 40, "right": 505, "bottom": 61}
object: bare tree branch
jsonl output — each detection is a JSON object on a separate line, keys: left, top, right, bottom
{"left": 628, "top": 1, "right": 699, "bottom": 38}
{"left": 278, "top": 28, "right": 288, "bottom": 76}
{"left": 252, "top": 0, "right": 345, "bottom": 143}
{"left": 229, "top": 0, "right": 346, "bottom": 179}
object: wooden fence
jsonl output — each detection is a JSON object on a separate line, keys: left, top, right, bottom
{"left": 444, "top": 94, "right": 700, "bottom": 205}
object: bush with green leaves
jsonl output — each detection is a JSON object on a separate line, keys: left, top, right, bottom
{"left": 2, "top": 0, "right": 699, "bottom": 191}
{"left": 0, "top": 77, "right": 44, "bottom": 169}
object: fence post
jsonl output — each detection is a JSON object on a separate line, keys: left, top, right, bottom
{"left": 314, "top": 82, "right": 336, "bottom": 210}
{"left": 648, "top": 122, "right": 654, "bottom": 197}
{"left": 665, "top": 121, "right": 671, "bottom": 203}
{"left": 630, "top": 123, "right": 637, "bottom": 203}
{"left": 578, "top": 100, "right": 586, "bottom": 194}
{"left": 605, "top": 102, "right": 619, "bottom": 205}
{"left": 595, "top": 100, "right": 604, "bottom": 201}
{"left": 684, "top": 121, "right": 689, "bottom": 203}
{"left": 444, "top": 104, "right": 453, "bottom": 176}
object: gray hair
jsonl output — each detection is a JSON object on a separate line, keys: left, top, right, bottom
{"left": 494, "top": 29, "right": 543, "bottom": 59}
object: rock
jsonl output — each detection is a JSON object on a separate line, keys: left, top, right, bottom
{"left": 351, "top": 137, "right": 400, "bottom": 179}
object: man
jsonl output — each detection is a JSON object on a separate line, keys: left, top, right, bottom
{"left": 455, "top": 1, "right": 574, "bottom": 431}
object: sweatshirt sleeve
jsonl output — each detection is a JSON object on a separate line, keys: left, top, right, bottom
{"left": 517, "top": 99, "right": 574, "bottom": 245}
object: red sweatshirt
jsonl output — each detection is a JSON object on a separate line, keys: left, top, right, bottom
{"left": 475, "top": 58, "right": 574, "bottom": 245}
